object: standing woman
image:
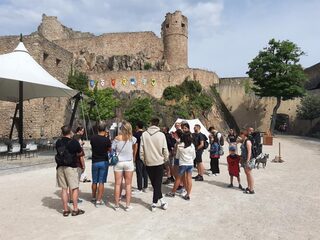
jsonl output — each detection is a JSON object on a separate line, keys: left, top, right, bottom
{"left": 209, "top": 133, "right": 220, "bottom": 176}
{"left": 112, "top": 121, "right": 137, "bottom": 211}
{"left": 240, "top": 130, "right": 255, "bottom": 194}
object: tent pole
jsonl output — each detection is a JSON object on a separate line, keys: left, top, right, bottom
{"left": 9, "top": 103, "right": 19, "bottom": 140}
{"left": 69, "top": 92, "right": 81, "bottom": 128}
{"left": 18, "top": 81, "right": 23, "bottom": 153}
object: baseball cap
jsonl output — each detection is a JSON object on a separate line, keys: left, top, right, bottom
{"left": 229, "top": 145, "right": 236, "bottom": 151}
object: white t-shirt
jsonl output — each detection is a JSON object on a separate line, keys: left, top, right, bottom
{"left": 112, "top": 137, "right": 137, "bottom": 162}
{"left": 176, "top": 142, "right": 196, "bottom": 166}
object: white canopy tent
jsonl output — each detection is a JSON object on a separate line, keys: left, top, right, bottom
{"left": 0, "top": 40, "right": 77, "bottom": 151}
{"left": 169, "top": 118, "right": 211, "bottom": 137}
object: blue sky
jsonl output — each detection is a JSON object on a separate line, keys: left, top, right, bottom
{"left": 0, "top": 0, "right": 318, "bottom": 77}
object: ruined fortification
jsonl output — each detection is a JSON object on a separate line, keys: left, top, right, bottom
{"left": 0, "top": 11, "right": 221, "bottom": 139}
{"left": 0, "top": 10, "right": 315, "bottom": 139}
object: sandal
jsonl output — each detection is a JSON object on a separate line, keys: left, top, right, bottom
{"left": 165, "top": 192, "right": 175, "bottom": 197}
{"left": 71, "top": 209, "right": 85, "bottom": 216}
{"left": 63, "top": 210, "right": 70, "bottom": 217}
{"left": 243, "top": 188, "right": 255, "bottom": 194}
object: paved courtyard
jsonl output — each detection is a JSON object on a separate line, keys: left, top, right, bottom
{"left": 0, "top": 135, "right": 319, "bottom": 240}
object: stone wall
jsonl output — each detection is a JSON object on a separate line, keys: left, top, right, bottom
{"left": 38, "top": 14, "right": 94, "bottom": 41}
{"left": 0, "top": 34, "right": 73, "bottom": 139}
{"left": 89, "top": 68, "right": 219, "bottom": 99}
{"left": 217, "top": 77, "right": 317, "bottom": 135}
{"left": 54, "top": 32, "right": 164, "bottom": 65}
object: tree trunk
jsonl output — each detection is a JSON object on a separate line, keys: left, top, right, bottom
{"left": 270, "top": 97, "right": 281, "bottom": 134}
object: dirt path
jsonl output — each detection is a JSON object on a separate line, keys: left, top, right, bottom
{"left": 0, "top": 135, "right": 319, "bottom": 240}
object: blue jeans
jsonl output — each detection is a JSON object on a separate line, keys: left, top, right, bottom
{"left": 92, "top": 161, "right": 109, "bottom": 184}
{"left": 178, "top": 165, "right": 193, "bottom": 176}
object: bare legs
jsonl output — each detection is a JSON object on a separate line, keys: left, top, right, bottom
{"left": 244, "top": 168, "right": 254, "bottom": 191}
{"left": 62, "top": 188, "right": 79, "bottom": 211}
{"left": 114, "top": 171, "right": 133, "bottom": 207}
{"left": 197, "top": 162, "right": 205, "bottom": 176}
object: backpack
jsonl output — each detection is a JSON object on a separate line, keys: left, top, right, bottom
{"left": 202, "top": 133, "right": 209, "bottom": 150}
{"left": 55, "top": 139, "right": 74, "bottom": 166}
{"left": 215, "top": 132, "right": 224, "bottom": 146}
{"left": 249, "top": 132, "right": 262, "bottom": 159}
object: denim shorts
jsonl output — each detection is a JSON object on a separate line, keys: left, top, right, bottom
{"left": 178, "top": 165, "right": 193, "bottom": 176}
{"left": 92, "top": 161, "right": 109, "bottom": 184}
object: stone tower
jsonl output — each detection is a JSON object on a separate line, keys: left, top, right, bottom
{"left": 161, "top": 11, "right": 188, "bottom": 70}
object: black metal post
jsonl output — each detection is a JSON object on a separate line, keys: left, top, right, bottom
{"left": 19, "top": 81, "right": 23, "bottom": 153}
{"left": 69, "top": 92, "right": 82, "bottom": 128}
{"left": 9, "top": 103, "right": 19, "bottom": 140}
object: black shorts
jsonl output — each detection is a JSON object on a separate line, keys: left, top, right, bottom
{"left": 194, "top": 150, "right": 203, "bottom": 163}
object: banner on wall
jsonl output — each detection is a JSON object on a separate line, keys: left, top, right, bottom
{"left": 89, "top": 79, "right": 95, "bottom": 88}
{"left": 142, "top": 77, "right": 147, "bottom": 85}
{"left": 151, "top": 78, "right": 156, "bottom": 86}
{"left": 111, "top": 78, "right": 116, "bottom": 87}
{"left": 130, "top": 77, "right": 136, "bottom": 85}
{"left": 122, "top": 77, "right": 128, "bottom": 86}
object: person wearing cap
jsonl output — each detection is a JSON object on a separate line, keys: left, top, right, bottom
{"left": 226, "top": 145, "right": 243, "bottom": 189}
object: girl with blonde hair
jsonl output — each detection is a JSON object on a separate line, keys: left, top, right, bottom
{"left": 112, "top": 120, "right": 138, "bottom": 211}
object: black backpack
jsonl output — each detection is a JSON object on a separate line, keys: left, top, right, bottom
{"left": 202, "top": 133, "right": 209, "bottom": 150}
{"left": 249, "top": 132, "right": 262, "bottom": 158}
{"left": 55, "top": 139, "right": 74, "bottom": 166}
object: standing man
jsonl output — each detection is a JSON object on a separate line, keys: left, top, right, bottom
{"left": 140, "top": 118, "right": 169, "bottom": 211}
{"left": 56, "top": 125, "right": 84, "bottom": 217}
{"left": 90, "top": 121, "right": 112, "bottom": 206}
{"left": 192, "top": 124, "right": 206, "bottom": 181}
{"left": 162, "top": 126, "right": 175, "bottom": 185}
{"left": 133, "top": 120, "right": 148, "bottom": 193}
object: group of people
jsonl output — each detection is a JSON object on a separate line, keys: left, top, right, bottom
{"left": 55, "top": 119, "right": 257, "bottom": 217}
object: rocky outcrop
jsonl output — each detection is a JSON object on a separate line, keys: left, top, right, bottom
{"left": 73, "top": 49, "right": 165, "bottom": 72}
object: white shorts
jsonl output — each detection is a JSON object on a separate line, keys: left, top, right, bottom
{"left": 114, "top": 160, "right": 134, "bottom": 172}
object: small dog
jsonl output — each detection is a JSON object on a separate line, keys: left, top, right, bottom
{"left": 255, "top": 153, "right": 269, "bottom": 169}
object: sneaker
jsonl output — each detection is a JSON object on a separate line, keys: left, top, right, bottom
{"left": 125, "top": 205, "right": 133, "bottom": 212}
{"left": 114, "top": 205, "right": 120, "bottom": 211}
{"left": 206, "top": 172, "right": 212, "bottom": 176}
{"left": 165, "top": 192, "right": 175, "bottom": 198}
{"left": 69, "top": 198, "right": 83, "bottom": 204}
{"left": 228, "top": 183, "right": 233, "bottom": 188}
{"left": 132, "top": 189, "right": 142, "bottom": 195}
{"left": 195, "top": 175, "right": 204, "bottom": 181}
{"left": 151, "top": 204, "right": 157, "bottom": 212}
{"left": 95, "top": 200, "right": 105, "bottom": 207}
{"left": 169, "top": 176, "right": 175, "bottom": 183}
{"left": 176, "top": 188, "right": 186, "bottom": 195}
{"left": 192, "top": 175, "right": 200, "bottom": 179}
{"left": 91, "top": 198, "right": 96, "bottom": 203}
{"left": 183, "top": 195, "right": 190, "bottom": 201}
{"left": 163, "top": 177, "right": 175, "bottom": 184}
{"left": 161, "top": 202, "right": 168, "bottom": 210}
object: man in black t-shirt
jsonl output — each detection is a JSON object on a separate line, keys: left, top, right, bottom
{"left": 56, "top": 125, "right": 84, "bottom": 217}
{"left": 90, "top": 121, "right": 112, "bottom": 206}
{"left": 192, "top": 124, "right": 206, "bottom": 181}
{"left": 133, "top": 121, "right": 148, "bottom": 192}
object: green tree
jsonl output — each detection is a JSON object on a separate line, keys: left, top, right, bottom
{"left": 124, "top": 97, "right": 153, "bottom": 127}
{"left": 84, "top": 88, "right": 120, "bottom": 121}
{"left": 67, "top": 70, "right": 89, "bottom": 93}
{"left": 247, "top": 39, "right": 307, "bottom": 133}
{"left": 296, "top": 94, "right": 320, "bottom": 127}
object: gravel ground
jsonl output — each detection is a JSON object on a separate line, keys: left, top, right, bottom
{"left": 0, "top": 135, "right": 319, "bottom": 240}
